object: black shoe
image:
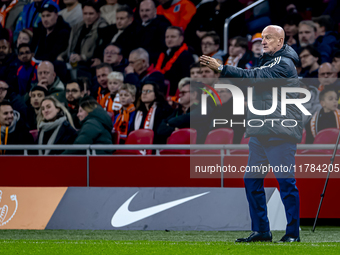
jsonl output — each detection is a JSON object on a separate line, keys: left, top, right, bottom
{"left": 235, "top": 231, "right": 272, "bottom": 243}
{"left": 276, "top": 235, "right": 300, "bottom": 243}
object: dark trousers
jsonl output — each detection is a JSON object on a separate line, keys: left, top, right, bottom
{"left": 244, "top": 137, "right": 300, "bottom": 237}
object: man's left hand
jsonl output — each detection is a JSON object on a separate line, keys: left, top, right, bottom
{"left": 199, "top": 55, "right": 220, "bottom": 72}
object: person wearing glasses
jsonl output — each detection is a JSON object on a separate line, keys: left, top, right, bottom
{"left": 125, "top": 48, "right": 165, "bottom": 92}
{"left": 200, "top": 32, "right": 224, "bottom": 62}
{"left": 131, "top": 81, "right": 173, "bottom": 144}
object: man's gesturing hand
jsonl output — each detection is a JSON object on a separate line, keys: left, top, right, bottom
{"left": 199, "top": 55, "right": 221, "bottom": 72}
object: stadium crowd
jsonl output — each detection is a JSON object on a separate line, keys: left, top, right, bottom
{"left": 1, "top": 0, "right": 340, "bottom": 154}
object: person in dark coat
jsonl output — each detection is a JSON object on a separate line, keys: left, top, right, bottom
{"left": 31, "top": 2, "right": 71, "bottom": 62}
{"left": 37, "top": 96, "right": 77, "bottom": 155}
{"left": 63, "top": 97, "right": 113, "bottom": 154}
{"left": 0, "top": 100, "right": 33, "bottom": 155}
{"left": 200, "top": 25, "right": 302, "bottom": 243}
{"left": 130, "top": 81, "right": 173, "bottom": 144}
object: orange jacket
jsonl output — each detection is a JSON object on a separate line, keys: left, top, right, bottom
{"left": 157, "top": 0, "right": 196, "bottom": 31}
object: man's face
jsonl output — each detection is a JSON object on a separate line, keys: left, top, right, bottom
{"left": 165, "top": 29, "right": 183, "bottom": 49}
{"left": 261, "top": 27, "right": 282, "bottom": 54}
{"left": 66, "top": 82, "right": 83, "bottom": 103}
{"left": 318, "top": 63, "right": 338, "bottom": 86}
{"left": 179, "top": 84, "right": 192, "bottom": 106}
{"left": 18, "top": 46, "right": 33, "bottom": 63}
{"left": 332, "top": 57, "right": 340, "bottom": 74}
{"left": 116, "top": 11, "right": 133, "bottom": 30}
{"left": 83, "top": 6, "right": 99, "bottom": 26}
{"left": 0, "top": 105, "right": 14, "bottom": 126}
{"left": 299, "top": 49, "right": 318, "bottom": 69}
{"left": 128, "top": 53, "right": 146, "bottom": 75}
{"left": 37, "top": 63, "right": 55, "bottom": 86}
{"left": 103, "top": 45, "right": 122, "bottom": 65}
{"left": 252, "top": 41, "right": 263, "bottom": 56}
{"left": 201, "top": 36, "right": 219, "bottom": 55}
{"left": 298, "top": 24, "right": 316, "bottom": 47}
{"left": 140, "top": 1, "right": 157, "bottom": 23}
{"left": 215, "top": 88, "right": 232, "bottom": 105}
{"left": 0, "top": 82, "right": 8, "bottom": 102}
{"left": 284, "top": 24, "right": 298, "bottom": 37}
{"left": 201, "top": 66, "right": 217, "bottom": 79}
{"left": 321, "top": 91, "right": 338, "bottom": 112}
{"left": 30, "top": 91, "right": 45, "bottom": 109}
{"left": 96, "top": 67, "right": 110, "bottom": 88}
{"left": 0, "top": 39, "right": 10, "bottom": 60}
{"left": 119, "top": 89, "right": 134, "bottom": 107}
{"left": 190, "top": 67, "right": 202, "bottom": 79}
{"left": 41, "top": 11, "right": 58, "bottom": 30}
{"left": 229, "top": 39, "right": 245, "bottom": 57}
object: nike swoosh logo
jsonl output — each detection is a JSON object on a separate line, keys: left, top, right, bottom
{"left": 111, "top": 191, "right": 210, "bottom": 227}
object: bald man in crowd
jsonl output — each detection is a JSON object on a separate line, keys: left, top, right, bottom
{"left": 36, "top": 61, "right": 66, "bottom": 104}
{"left": 201, "top": 25, "right": 302, "bottom": 243}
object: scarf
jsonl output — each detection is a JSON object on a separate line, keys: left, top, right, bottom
{"left": 97, "top": 87, "right": 108, "bottom": 103}
{"left": 104, "top": 93, "right": 122, "bottom": 113}
{"left": 310, "top": 108, "right": 340, "bottom": 137}
{"left": 155, "top": 43, "right": 188, "bottom": 74}
{"left": 0, "top": 0, "right": 18, "bottom": 27}
{"left": 134, "top": 103, "right": 157, "bottom": 130}
{"left": 114, "top": 104, "right": 135, "bottom": 139}
{"left": 225, "top": 53, "right": 243, "bottom": 66}
{"left": 0, "top": 126, "right": 8, "bottom": 155}
{"left": 38, "top": 116, "right": 66, "bottom": 155}
{"left": 0, "top": 111, "right": 20, "bottom": 154}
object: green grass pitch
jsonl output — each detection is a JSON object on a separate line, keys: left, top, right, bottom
{"left": 0, "top": 226, "right": 339, "bottom": 254}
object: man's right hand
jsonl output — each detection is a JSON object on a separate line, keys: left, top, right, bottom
{"left": 125, "top": 65, "right": 134, "bottom": 74}
{"left": 37, "top": 80, "right": 49, "bottom": 91}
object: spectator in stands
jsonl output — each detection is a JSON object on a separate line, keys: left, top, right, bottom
{"left": 125, "top": 48, "right": 165, "bottom": 92}
{"left": 65, "top": 79, "right": 86, "bottom": 129}
{"left": 95, "top": 5, "right": 136, "bottom": 60}
{"left": 57, "top": 0, "right": 107, "bottom": 68}
{"left": 282, "top": 13, "right": 302, "bottom": 46}
{"left": 212, "top": 82, "right": 246, "bottom": 144}
{"left": 312, "top": 15, "right": 338, "bottom": 64}
{"left": 58, "top": 0, "right": 83, "bottom": 27}
{"left": 156, "top": 0, "right": 195, "bottom": 31}
{"left": 78, "top": 76, "right": 91, "bottom": 96}
{"left": 299, "top": 82, "right": 321, "bottom": 126}
{"left": 223, "top": 36, "right": 248, "bottom": 67}
{"left": 201, "top": 66, "right": 219, "bottom": 86}
{"left": 100, "top": 71, "right": 123, "bottom": 114}
{"left": 239, "top": 33, "right": 262, "bottom": 70}
{"left": 299, "top": 45, "right": 320, "bottom": 80}
{"left": 158, "top": 78, "right": 210, "bottom": 143}
{"left": 113, "top": 83, "right": 136, "bottom": 143}
{"left": 37, "top": 96, "right": 77, "bottom": 155}
{"left": 318, "top": 62, "right": 339, "bottom": 92}
{"left": 131, "top": 81, "right": 173, "bottom": 144}
{"left": 297, "top": 21, "right": 317, "bottom": 48}
{"left": 0, "top": 81, "right": 28, "bottom": 121}
{"left": 14, "top": 0, "right": 55, "bottom": 41}
{"left": 0, "top": 100, "right": 33, "bottom": 154}
{"left": 27, "top": 86, "right": 47, "bottom": 130}
{"left": 135, "top": 0, "right": 171, "bottom": 64}
{"left": 100, "top": 0, "right": 120, "bottom": 25}
{"left": 184, "top": 0, "right": 245, "bottom": 54}
{"left": 36, "top": 61, "right": 66, "bottom": 104}
{"left": 101, "top": 44, "right": 128, "bottom": 73}
{"left": 16, "top": 43, "right": 38, "bottom": 95}
{"left": 16, "top": 29, "right": 33, "bottom": 49}
{"left": 0, "top": 30, "right": 20, "bottom": 85}
{"left": 31, "top": 2, "right": 71, "bottom": 62}
{"left": 200, "top": 32, "right": 224, "bottom": 62}
{"left": 92, "top": 63, "right": 112, "bottom": 103}
{"left": 190, "top": 62, "right": 202, "bottom": 80}
{"left": 155, "top": 26, "right": 195, "bottom": 96}
{"left": 305, "top": 88, "right": 340, "bottom": 143}
{"left": 0, "top": 0, "right": 26, "bottom": 32}
{"left": 63, "top": 97, "right": 113, "bottom": 154}
{"left": 332, "top": 51, "right": 340, "bottom": 77}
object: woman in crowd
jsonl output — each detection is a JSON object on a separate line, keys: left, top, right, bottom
{"left": 63, "top": 97, "right": 113, "bottom": 155}
{"left": 37, "top": 96, "right": 77, "bottom": 155}
{"left": 15, "top": 29, "right": 33, "bottom": 52}
{"left": 131, "top": 81, "right": 173, "bottom": 144}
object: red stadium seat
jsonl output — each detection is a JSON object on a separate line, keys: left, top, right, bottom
{"left": 230, "top": 133, "right": 250, "bottom": 155}
{"left": 192, "top": 128, "right": 234, "bottom": 154}
{"left": 113, "top": 129, "right": 154, "bottom": 155}
{"left": 160, "top": 128, "right": 197, "bottom": 155}
{"left": 29, "top": 129, "right": 39, "bottom": 143}
{"left": 300, "top": 128, "right": 340, "bottom": 154}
